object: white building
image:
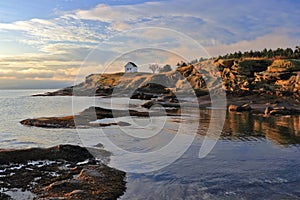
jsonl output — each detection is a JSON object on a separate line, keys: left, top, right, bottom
{"left": 124, "top": 62, "right": 138, "bottom": 73}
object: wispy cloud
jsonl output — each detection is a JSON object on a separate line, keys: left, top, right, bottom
{"left": 0, "top": 16, "right": 106, "bottom": 47}
{"left": 72, "top": 0, "right": 300, "bottom": 47}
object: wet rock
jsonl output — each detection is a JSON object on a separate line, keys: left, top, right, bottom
{"left": 33, "top": 87, "right": 74, "bottom": 96}
{"left": 142, "top": 100, "right": 181, "bottom": 109}
{"left": 263, "top": 105, "right": 300, "bottom": 116}
{"left": 269, "top": 107, "right": 298, "bottom": 116}
{"left": 0, "top": 144, "right": 93, "bottom": 165}
{"left": 264, "top": 105, "right": 273, "bottom": 116}
{"left": 76, "top": 159, "right": 97, "bottom": 166}
{"left": 130, "top": 92, "right": 156, "bottom": 100}
{"left": 141, "top": 101, "right": 155, "bottom": 109}
{"left": 0, "top": 145, "right": 126, "bottom": 200}
{"left": 159, "top": 94, "right": 179, "bottom": 103}
{"left": 228, "top": 104, "right": 238, "bottom": 111}
{"left": 194, "top": 88, "right": 209, "bottom": 96}
{"left": 45, "top": 180, "right": 80, "bottom": 193}
{"left": 21, "top": 106, "right": 180, "bottom": 129}
{"left": 65, "top": 190, "right": 86, "bottom": 198}
{"left": 20, "top": 106, "right": 157, "bottom": 129}
{"left": 20, "top": 116, "right": 75, "bottom": 128}
{"left": 68, "top": 190, "right": 86, "bottom": 195}
{"left": 228, "top": 103, "right": 252, "bottom": 112}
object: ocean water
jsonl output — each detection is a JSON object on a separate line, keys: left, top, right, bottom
{"left": 0, "top": 89, "right": 82, "bottom": 149}
{"left": 1, "top": 89, "right": 300, "bottom": 199}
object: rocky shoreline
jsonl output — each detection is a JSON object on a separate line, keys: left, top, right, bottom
{"left": 142, "top": 93, "right": 300, "bottom": 116}
{"left": 225, "top": 94, "right": 300, "bottom": 116}
{"left": 20, "top": 95, "right": 300, "bottom": 130}
{"left": 32, "top": 58, "right": 300, "bottom": 115}
{"left": 0, "top": 144, "right": 126, "bottom": 200}
{"left": 8, "top": 58, "right": 300, "bottom": 200}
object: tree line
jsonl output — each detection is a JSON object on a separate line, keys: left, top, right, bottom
{"left": 218, "top": 46, "right": 300, "bottom": 59}
{"left": 148, "top": 46, "right": 300, "bottom": 73}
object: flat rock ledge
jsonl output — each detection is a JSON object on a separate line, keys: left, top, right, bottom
{"left": 0, "top": 145, "right": 126, "bottom": 200}
{"left": 20, "top": 106, "right": 178, "bottom": 129}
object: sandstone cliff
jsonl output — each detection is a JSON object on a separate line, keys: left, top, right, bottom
{"left": 39, "top": 58, "right": 300, "bottom": 98}
{"left": 215, "top": 58, "right": 300, "bottom": 97}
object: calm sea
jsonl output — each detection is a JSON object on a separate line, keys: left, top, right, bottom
{"left": 1, "top": 89, "right": 300, "bottom": 199}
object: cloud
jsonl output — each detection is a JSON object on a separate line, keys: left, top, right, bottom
{"left": 72, "top": 0, "right": 300, "bottom": 46}
{"left": 0, "top": 65, "right": 78, "bottom": 80}
{"left": 0, "top": 16, "right": 106, "bottom": 46}
{"left": 0, "top": 79, "right": 73, "bottom": 89}
{"left": 0, "top": 0, "right": 299, "bottom": 88}
{"left": 1, "top": 0, "right": 299, "bottom": 48}
{"left": 1, "top": 0, "right": 299, "bottom": 54}
{"left": 206, "top": 29, "right": 299, "bottom": 56}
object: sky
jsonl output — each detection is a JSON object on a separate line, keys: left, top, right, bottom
{"left": 0, "top": 0, "right": 299, "bottom": 89}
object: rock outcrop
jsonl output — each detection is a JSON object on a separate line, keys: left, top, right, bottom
{"left": 20, "top": 106, "right": 178, "bottom": 128}
{"left": 35, "top": 66, "right": 208, "bottom": 98}
{"left": 254, "top": 59, "right": 300, "bottom": 97}
{"left": 215, "top": 58, "right": 300, "bottom": 97}
{"left": 0, "top": 145, "right": 126, "bottom": 200}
